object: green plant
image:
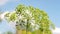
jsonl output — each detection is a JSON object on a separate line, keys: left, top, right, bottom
{"left": 4, "top": 4, "right": 55, "bottom": 34}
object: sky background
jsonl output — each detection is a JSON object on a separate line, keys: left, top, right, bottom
{"left": 0, "top": 0, "right": 60, "bottom": 34}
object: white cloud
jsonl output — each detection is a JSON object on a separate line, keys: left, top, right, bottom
{"left": 8, "top": 21, "right": 16, "bottom": 29}
{"left": 52, "top": 27, "right": 60, "bottom": 34}
{"left": 0, "top": 0, "right": 18, "bottom": 6}
{"left": 0, "top": 0, "right": 9, "bottom": 6}
{"left": 0, "top": 11, "right": 9, "bottom": 20}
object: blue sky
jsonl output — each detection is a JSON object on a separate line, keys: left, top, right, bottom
{"left": 0, "top": 0, "right": 60, "bottom": 34}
